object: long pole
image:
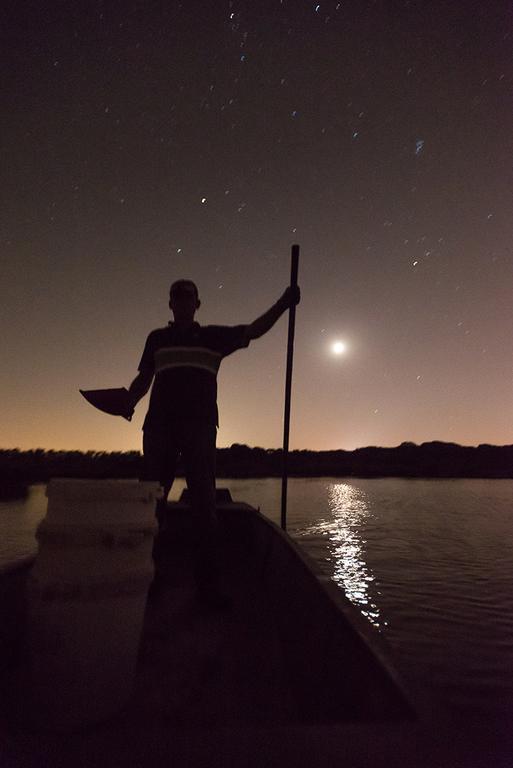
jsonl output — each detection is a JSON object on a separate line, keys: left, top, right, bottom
{"left": 281, "top": 244, "right": 299, "bottom": 531}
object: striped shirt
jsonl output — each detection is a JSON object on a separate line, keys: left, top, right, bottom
{"left": 138, "top": 322, "right": 250, "bottom": 427}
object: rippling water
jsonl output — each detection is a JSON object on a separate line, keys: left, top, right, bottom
{"left": 2, "top": 477, "right": 513, "bottom": 748}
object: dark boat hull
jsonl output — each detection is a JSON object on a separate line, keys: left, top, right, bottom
{"left": 145, "top": 495, "right": 413, "bottom": 725}
{"left": 1, "top": 492, "right": 414, "bottom": 765}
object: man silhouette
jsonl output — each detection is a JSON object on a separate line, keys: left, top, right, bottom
{"left": 126, "top": 279, "right": 300, "bottom": 605}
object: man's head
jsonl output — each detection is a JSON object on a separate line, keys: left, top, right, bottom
{"left": 169, "top": 279, "right": 200, "bottom": 325}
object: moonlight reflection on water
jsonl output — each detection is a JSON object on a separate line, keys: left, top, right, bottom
{"left": 306, "top": 483, "right": 381, "bottom": 628}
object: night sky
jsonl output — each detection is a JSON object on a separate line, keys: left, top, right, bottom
{"left": 3, "top": 1, "right": 512, "bottom": 452}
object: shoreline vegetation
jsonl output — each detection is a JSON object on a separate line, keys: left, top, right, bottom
{"left": 1, "top": 442, "right": 513, "bottom": 498}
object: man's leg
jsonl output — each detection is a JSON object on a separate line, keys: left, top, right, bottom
{"left": 142, "top": 426, "right": 179, "bottom": 527}
{"left": 142, "top": 425, "right": 180, "bottom": 591}
{"left": 180, "top": 421, "right": 223, "bottom": 600}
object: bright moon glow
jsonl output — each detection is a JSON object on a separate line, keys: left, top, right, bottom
{"left": 331, "top": 341, "right": 347, "bottom": 355}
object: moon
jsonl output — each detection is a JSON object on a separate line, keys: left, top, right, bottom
{"left": 331, "top": 340, "right": 347, "bottom": 355}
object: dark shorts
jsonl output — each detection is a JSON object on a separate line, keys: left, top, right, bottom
{"left": 142, "top": 419, "right": 217, "bottom": 502}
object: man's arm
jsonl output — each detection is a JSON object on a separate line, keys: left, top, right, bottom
{"left": 245, "top": 286, "right": 300, "bottom": 342}
{"left": 127, "top": 369, "right": 154, "bottom": 412}
{"left": 128, "top": 370, "right": 154, "bottom": 404}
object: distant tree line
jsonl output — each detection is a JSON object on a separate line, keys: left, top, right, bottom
{"left": 1, "top": 442, "right": 513, "bottom": 496}
{"left": 219, "top": 442, "right": 513, "bottom": 478}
